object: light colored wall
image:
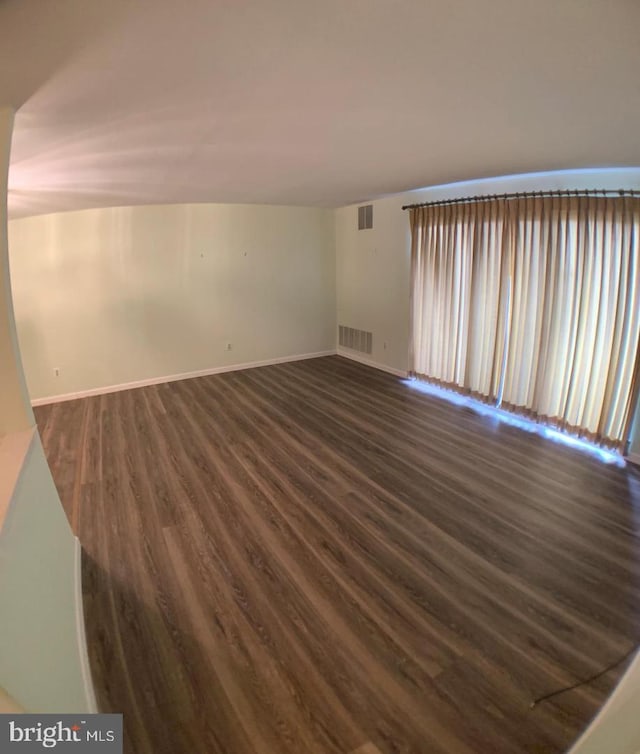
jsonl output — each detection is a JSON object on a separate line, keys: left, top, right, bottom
{"left": 0, "top": 107, "right": 32, "bottom": 434}
{"left": 336, "top": 192, "right": 412, "bottom": 374}
{"left": 0, "top": 432, "right": 93, "bottom": 712}
{"left": 9, "top": 203, "right": 336, "bottom": 400}
{"left": 570, "top": 647, "right": 640, "bottom": 753}
{"left": 0, "top": 106, "right": 93, "bottom": 712}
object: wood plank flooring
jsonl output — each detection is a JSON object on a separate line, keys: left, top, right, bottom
{"left": 35, "top": 355, "right": 640, "bottom": 754}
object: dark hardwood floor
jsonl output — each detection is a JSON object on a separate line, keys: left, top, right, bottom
{"left": 35, "top": 355, "right": 640, "bottom": 754}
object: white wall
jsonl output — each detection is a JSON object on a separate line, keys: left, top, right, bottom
{"left": 336, "top": 188, "right": 412, "bottom": 375}
{"left": 0, "top": 108, "right": 32, "bottom": 434}
{"left": 0, "top": 106, "right": 93, "bottom": 713}
{"left": 0, "top": 432, "right": 93, "bottom": 712}
{"left": 8, "top": 203, "right": 336, "bottom": 400}
{"left": 570, "top": 647, "right": 640, "bottom": 753}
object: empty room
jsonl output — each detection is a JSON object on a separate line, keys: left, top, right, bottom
{"left": 1, "top": 1, "right": 640, "bottom": 753}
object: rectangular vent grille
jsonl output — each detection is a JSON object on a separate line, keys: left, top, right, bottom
{"left": 358, "top": 204, "right": 373, "bottom": 230}
{"left": 339, "top": 325, "right": 373, "bottom": 354}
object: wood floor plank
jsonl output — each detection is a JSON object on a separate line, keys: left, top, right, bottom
{"left": 35, "top": 355, "right": 640, "bottom": 753}
{"left": 350, "top": 744, "right": 384, "bottom": 754}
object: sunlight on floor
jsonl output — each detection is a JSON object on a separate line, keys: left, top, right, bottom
{"left": 402, "top": 378, "right": 625, "bottom": 467}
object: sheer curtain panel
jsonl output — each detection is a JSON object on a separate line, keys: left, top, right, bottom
{"left": 410, "top": 195, "right": 640, "bottom": 449}
{"left": 409, "top": 202, "right": 508, "bottom": 402}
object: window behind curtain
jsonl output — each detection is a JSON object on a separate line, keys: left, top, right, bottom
{"left": 409, "top": 195, "right": 640, "bottom": 449}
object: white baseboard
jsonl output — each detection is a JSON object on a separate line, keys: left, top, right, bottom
{"left": 627, "top": 452, "right": 640, "bottom": 467}
{"left": 74, "top": 537, "right": 98, "bottom": 713}
{"left": 31, "top": 350, "right": 337, "bottom": 406}
{"left": 337, "top": 348, "right": 408, "bottom": 378}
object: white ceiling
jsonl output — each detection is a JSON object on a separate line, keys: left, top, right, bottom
{"left": 2, "top": 0, "right": 639, "bottom": 219}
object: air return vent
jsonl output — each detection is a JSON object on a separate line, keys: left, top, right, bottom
{"left": 339, "top": 325, "right": 373, "bottom": 354}
{"left": 358, "top": 204, "right": 373, "bottom": 230}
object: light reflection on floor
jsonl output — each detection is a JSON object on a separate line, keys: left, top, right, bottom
{"left": 402, "top": 378, "right": 625, "bottom": 467}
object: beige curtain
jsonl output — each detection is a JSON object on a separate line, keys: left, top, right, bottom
{"left": 410, "top": 202, "right": 508, "bottom": 401}
{"left": 410, "top": 195, "right": 640, "bottom": 449}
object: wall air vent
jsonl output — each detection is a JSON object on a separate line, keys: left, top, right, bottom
{"left": 339, "top": 325, "right": 373, "bottom": 355}
{"left": 358, "top": 204, "right": 373, "bottom": 230}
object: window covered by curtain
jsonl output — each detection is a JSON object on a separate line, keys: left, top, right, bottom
{"left": 409, "top": 195, "right": 640, "bottom": 449}
{"left": 409, "top": 201, "right": 508, "bottom": 401}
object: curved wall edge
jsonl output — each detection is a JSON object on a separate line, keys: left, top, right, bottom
{"left": 0, "top": 106, "right": 95, "bottom": 713}
{"left": 74, "top": 536, "right": 98, "bottom": 713}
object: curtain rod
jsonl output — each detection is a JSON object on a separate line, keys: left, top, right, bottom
{"left": 401, "top": 188, "right": 640, "bottom": 211}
